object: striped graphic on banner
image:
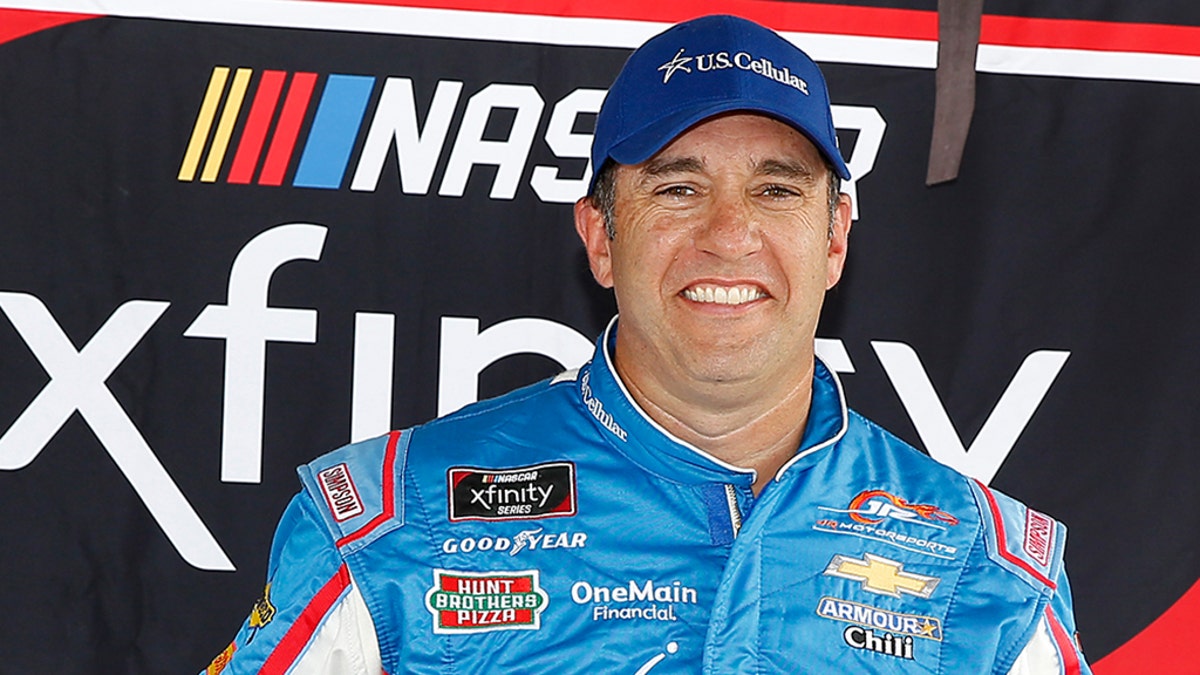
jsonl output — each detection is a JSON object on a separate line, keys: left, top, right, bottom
{"left": 179, "top": 68, "right": 376, "bottom": 187}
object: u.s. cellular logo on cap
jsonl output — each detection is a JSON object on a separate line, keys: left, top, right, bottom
{"left": 176, "top": 65, "right": 605, "bottom": 202}
{"left": 655, "top": 48, "right": 809, "bottom": 94}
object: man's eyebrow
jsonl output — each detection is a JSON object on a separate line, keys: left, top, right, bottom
{"left": 755, "top": 159, "right": 818, "bottom": 181}
{"left": 641, "top": 156, "right": 705, "bottom": 177}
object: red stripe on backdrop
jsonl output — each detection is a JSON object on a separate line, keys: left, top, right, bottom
{"left": 229, "top": 70, "right": 287, "bottom": 185}
{"left": 0, "top": 8, "right": 98, "bottom": 46}
{"left": 981, "top": 14, "right": 1200, "bottom": 57}
{"left": 1093, "top": 576, "right": 1200, "bottom": 674}
{"left": 258, "top": 71, "right": 317, "bottom": 187}
{"left": 313, "top": 0, "right": 1200, "bottom": 57}
{"left": 317, "top": 0, "right": 938, "bottom": 40}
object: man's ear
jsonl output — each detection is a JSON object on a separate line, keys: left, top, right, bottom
{"left": 826, "top": 192, "right": 853, "bottom": 290}
{"left": 574, "top": 196, "right": 615, "bottom": 289}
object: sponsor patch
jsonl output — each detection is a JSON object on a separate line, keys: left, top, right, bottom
{"left": 816, "top": 596, "right": 943, "bottom": 641}
{"left": 655, "top": 48, "right": 809, "bottom": 94}
{"left": 843, "top": 626, "right": 915, "bottom": 660}
{"left": 580, "top": 370, "right": 627, "bottom": 441}
{"left": 424, "top": 569, "right": 548, "bottom": 634}
{"left": 813, "top": 490, "right": 960, "bottom": 560}
{"left": 205, "top": 641, "right": 235, "bottom": 675}
{"left": 246, "top": 582, "right": 276, "bottom": 643}
{"left": 571, "top": 579, "right": 698, "bottom": 622}
{"left": 317, "top": 463, "right": 364, "bottom": 522}
{"left": 448, "top": 462, "right": 576, "bottom": 522}
{"left": 839, "top": 490, "right": 959, "bottom": 528}
{"left": 441, "top": 528, "right": 587, "bottom": 556}
{"left": 824, "top": 553, "right": 939, "bottom": 599}
{"left": 812, "top": 517, "right": 959, "bottom": 560}
{"left": 1023, "top": 509, "right": 1055, "bottom": 567}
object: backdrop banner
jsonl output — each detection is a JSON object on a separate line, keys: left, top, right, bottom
{"left": 0, "top": 2, "right": 1197, "bottom": 672}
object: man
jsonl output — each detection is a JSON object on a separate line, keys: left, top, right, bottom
{"left": 205, "top": 15, "right": 1090, "bottom": 674}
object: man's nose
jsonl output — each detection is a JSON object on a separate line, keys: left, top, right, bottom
{"left": 693, "top": 195, "right": 763, "bottom": 259}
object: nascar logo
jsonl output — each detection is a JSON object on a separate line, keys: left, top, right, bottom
{"left": 177, "top": 65, "right": 603, "bottom": 202}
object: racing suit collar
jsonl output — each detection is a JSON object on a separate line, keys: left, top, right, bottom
{"left": 576, "top": 317, "right": 848, "bottom": 486}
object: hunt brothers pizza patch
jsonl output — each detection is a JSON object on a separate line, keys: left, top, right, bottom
{"left": 448, "top": 462, "right": 576, "bottom": 522}
{"left": 425, "top": 569, "right": 549, "bottom": 634}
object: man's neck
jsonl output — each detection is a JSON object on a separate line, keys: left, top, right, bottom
{"left": 614, "top": 353, "right": 815, "bottom": 495}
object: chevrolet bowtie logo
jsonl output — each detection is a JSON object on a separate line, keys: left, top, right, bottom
{"left": 824, "top": 553, "right": 940, "bottom": 599}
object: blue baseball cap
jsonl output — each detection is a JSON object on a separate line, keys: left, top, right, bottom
{"left": 589, "top": 14, "right": 850, "bottom": 194}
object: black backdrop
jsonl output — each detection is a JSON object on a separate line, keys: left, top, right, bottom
{"left": 0, "top": 1, "right": 1197, "bottom": 672}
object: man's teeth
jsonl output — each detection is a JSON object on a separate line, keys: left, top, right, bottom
{"left": 683, "top": 286, "right": 765, "bottom": 305}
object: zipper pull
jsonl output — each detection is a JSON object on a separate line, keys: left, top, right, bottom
{"left": 724, "top": 483, "right": 743, "bottom": 539}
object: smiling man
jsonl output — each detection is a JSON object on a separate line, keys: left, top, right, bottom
{"left": 576, "top": 111, "right": 849, "bottom": 496}
{"left": 207, "top": 15, "right": 1090, "bottom": 674}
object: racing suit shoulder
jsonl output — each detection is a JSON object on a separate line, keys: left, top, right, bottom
{"left": 296, "top": 372, "right": 582, "bottom": 556}
{"left": 295, "top": 373, "right": 578, "bottom": 552}
{"left": 967, "top": 479, "right": 1065, "bottom": 594}
{"left": 298, "top": 429, "right": 411, "bottom": 555}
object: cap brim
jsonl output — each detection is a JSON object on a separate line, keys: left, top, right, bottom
{"left": 606, "top": 99, "right": 851, "bottom": 181}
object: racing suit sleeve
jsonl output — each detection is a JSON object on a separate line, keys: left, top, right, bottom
{"left": 200, "top": 493, "right": 383, "bottom": 675}
{"left": 1005, "top": 567, "right": 1092, "bottom": 675}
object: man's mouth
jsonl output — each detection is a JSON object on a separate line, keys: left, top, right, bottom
{"left": 682, "top": 284, "right": 767, "bottom": 306}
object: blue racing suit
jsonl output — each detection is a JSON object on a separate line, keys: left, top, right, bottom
{"left": 204, "top": 321, "right": 1090, "bottom": 674}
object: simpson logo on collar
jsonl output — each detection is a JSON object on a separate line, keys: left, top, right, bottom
{"left": 448, "top": 462, "right": 576, "bottom": 522}
{"left": 424, "top": 569, "right": 548, "bottom": 634}
{"left": 1023, "top": 509, "right": 1055, "bottom": 567}
{"left": 317, "top": 463, "right": 364, "bottom": 522}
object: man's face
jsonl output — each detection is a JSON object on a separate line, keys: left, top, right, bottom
{"left": 575, "top": 113, "right": 852, "bottom": 393}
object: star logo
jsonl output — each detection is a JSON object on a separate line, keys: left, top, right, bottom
{"left": 824, "top": 553, "right": 940, "bottom": 599}
{"left": 657, "top": 48, "right": 693, "bottom": 83}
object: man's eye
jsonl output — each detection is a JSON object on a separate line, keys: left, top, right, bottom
{"left": 657, "top": 185, "right": 695, "bottom": 197}
{"left": 761, "top": 184, "right": 800, "bottom": 198}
